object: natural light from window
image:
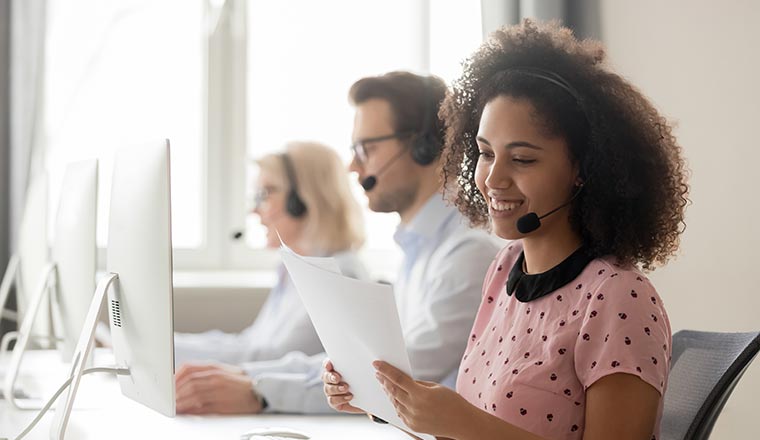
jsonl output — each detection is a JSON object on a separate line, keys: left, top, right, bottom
{"left": 43, "top": 0, "right": 205, "bottom": 248}
{"left": 245, "top": 0, "right": 482, "bottom": 252}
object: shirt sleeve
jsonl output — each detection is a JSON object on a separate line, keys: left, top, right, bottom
{"left": 174, "top": 286, "right": 323, "bottom": 366}
{"left": 173, "top": 329, "right": 249, "bottom": 365}
{"left": 241, "top": 351, "right": 335, "bottom": 414}
{"left": 574, "top": 269, "right": 672, "bottom": 395}
{"left": 404, "top": 234, "right": 499, "bottom": 384}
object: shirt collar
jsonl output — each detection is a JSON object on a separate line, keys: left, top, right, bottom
{"left": 506, "top": 246, "right": 594, "bottom": 303}
{"left": 393, "top": 194, "right": 456, "bottom": 253}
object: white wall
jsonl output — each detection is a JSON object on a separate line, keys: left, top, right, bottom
{"left": 172, "top": 272, "right": 275, "bottom": 333}
{"left": 173, "top": 286, "right": 269, "bottom": 333}
{"left": 599, "top": 1, "right": 760, "bottom": 438}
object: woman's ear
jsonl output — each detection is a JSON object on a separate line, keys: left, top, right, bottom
{"left": 572, "top": 162, "right": 583, "bottom": 187}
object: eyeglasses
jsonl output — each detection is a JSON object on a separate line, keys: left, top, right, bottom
{"left": 251, "top": 186, "right": 282, "bottom": 211}
{"left": 349, "top": 131, "right": 414, "bottom": 164}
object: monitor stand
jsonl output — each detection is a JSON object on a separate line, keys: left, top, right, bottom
{"left": 2, "top": 263, "right": 62, "bottom": 409}
{"left": 0, "top": 254, "right": 20, "bottom": 322}
{"left": 50, "top": 272, "right": 119, "bottom": 440}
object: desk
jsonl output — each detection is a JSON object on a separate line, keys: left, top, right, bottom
{"left": 1, "top": 350, "right": 409, "bottom": 440}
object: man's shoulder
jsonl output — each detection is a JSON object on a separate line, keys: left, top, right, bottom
{"left": 430, "top": 222, "right": 500, "bottom": 264}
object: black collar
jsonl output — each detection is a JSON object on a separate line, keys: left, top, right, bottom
{"left": 506, "top": 247, "right": 594, "bottom": 303}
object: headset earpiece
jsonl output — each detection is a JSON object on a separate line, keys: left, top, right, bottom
{"left": 280, "top": 153, "right": 307, "bottom": 218}
{"left": 409, "top": 77, "right": 441, "bottom": 166}
{"left": 410, "top": 131, "right": 439, "bottom": 166}
{"left": 285, "top": 189, "right": 307, "bottom": 218}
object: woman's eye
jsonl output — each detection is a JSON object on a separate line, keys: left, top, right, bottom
{"left": 478, "top": 151, "right": 494, "bottom": 159}
{"left": 513, "top": 157, "right": 536, "bottom": 164}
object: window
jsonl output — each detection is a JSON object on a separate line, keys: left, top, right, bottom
{"left": 244, "top": 0, "right": 428, "bottom": 254}
{"left": 43, "top": 0, "right": 205, "bottom": 250}
{"left": 239, "top": 0, "right": 482, "bottom": 276}
{"left": 41, "top": 0, "right": 482, "bottom": 273}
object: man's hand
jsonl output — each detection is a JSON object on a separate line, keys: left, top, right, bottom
{"left": 175, "top": 362, "right": 263, "bottom": 414}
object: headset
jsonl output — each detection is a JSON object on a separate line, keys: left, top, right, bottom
{"left": 505, "top": 66, "right": 590, "bottom": 234}
{"left": 280, "top": 152, "right": 307, "bottom": 218}
{"left": 359, "top": 75, "right": 443, "bottom": 191}
{"left": 408, "top": 77, "right": 442, "bottom": 166}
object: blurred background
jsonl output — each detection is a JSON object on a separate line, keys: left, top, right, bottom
{"left": 0, "top": 1, "right": 758, "bottom": 437}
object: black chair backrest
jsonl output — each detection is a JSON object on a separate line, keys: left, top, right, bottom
{"left": 661, "top": 330, "right": 760, "bottom": 440}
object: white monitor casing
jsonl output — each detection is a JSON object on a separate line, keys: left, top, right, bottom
{"left": 52, "top": 159, "right": 98, "bottom": 361}
{"left": 52, "top": 140, "right": 176, "bottom": 439}
{"left": 105, "top": 140, "right": 175, "bottom": 417}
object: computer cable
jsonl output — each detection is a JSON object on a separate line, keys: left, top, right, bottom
{"left": 1, "top": 365, "right": 130, "bottom": 440}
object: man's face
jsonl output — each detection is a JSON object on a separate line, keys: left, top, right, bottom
{"left": 349, "top": 99, "right": 418, "bottom": 214}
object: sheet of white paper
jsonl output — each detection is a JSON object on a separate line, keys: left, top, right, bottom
{"left": 278, "top": 232, "right": 343, "bottom": 275}
{"left": 279, "top": 245, "right": 435, "bottom": 440}
{"left": 300, "top": 255, "right": 342, "bottom": 275}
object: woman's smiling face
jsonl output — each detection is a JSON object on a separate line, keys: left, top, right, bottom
{"left": 475, "top": 95, "right": 579, "bottom": 241}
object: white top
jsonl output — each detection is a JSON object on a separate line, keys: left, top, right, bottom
{"left": 244, "top": 195, "right": 500, "bottom": 413}
{"left": 173, "top": 251, "right": 368, "bottom": 366}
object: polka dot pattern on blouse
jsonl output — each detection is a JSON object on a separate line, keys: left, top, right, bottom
{"left": 456, "top": 242, "right": 672, "bottom": 440}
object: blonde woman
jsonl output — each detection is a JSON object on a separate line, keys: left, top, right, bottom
{"left": 173, "top": 141, "right": 367, "bottom": 414}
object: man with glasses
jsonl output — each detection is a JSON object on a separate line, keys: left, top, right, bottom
{"left": 335, "top": 70, "right": 499, "bottom": 398}
{"left": 180, "top": 71, "right": 498, "bottom": 415}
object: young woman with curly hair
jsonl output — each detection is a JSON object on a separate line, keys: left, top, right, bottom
{"left": 323, "top": 19, "right": 689, "bottom": 440}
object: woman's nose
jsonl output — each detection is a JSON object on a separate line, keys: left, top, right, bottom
{"left": 484, "top": 160, "right": 512, "bottom": 189}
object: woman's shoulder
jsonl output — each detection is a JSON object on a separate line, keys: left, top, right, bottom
{"left": 581, "top": 256, "right": 654, "bottom": 290}
{"left": 481, "top": 240, "right": 523, "bottom": 288}
{"left": 576, "top": 256, "right": 666, "bottom": 314}
{"left": 496, "top": 240, "right": 523, "bottom": 264}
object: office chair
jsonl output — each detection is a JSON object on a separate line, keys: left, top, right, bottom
{"left": 661, "top": 330, "right": 760, "bottom": 440}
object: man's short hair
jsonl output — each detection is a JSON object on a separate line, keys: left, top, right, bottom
{"left": 349, "top": 71, "right": 448, "bottom": 156}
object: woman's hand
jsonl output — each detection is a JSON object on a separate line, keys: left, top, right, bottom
{"left": 373, "top": 360, "right": 476, "bottom": 438}
{"left": 321, "top": 358, "right": 365, "bottom": 414}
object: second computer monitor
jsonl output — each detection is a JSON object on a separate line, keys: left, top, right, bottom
{"left": 52, "top": 159, "right": 98, "bottom": 361}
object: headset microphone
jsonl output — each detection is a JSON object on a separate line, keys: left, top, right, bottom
{"left": 360, "top": 147, "right": 410, "bottom": 191}
{"left": 360, "top": 176, "right": 377, "bottom": 191}
{"left": 515, "top": 184, "right": 584, "bottom": 234}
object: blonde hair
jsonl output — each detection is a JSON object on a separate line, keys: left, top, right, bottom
{"left": 255, "top": 141, "right": 365, "bottom": 254}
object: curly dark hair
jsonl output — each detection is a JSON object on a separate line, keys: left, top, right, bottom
{"left": 441, "top": 19, "right": 690, "bottom": 270}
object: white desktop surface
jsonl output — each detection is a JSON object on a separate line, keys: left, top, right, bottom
{"left": 1, "top": 350, "right": 410, "bottom": 440}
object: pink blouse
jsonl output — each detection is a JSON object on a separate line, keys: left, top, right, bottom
{"left": 456, "top": 242, "right": 671, "bottom": 439}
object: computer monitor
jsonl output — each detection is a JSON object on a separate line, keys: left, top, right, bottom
{"left": 51, "top": 160, "right": 98, "bottom": 361}
{"left": 52, "top": 140, "right": 175, "bottom": 439}
{"left": 2, "top": 160, "right": 98, "bottom": 407}
{"left": 0, "top": 173, "right": 50, "bottom": 338}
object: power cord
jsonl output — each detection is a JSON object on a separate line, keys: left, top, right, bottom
{"left": 1, "top": 366, "right": 130, "bottom": 440}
